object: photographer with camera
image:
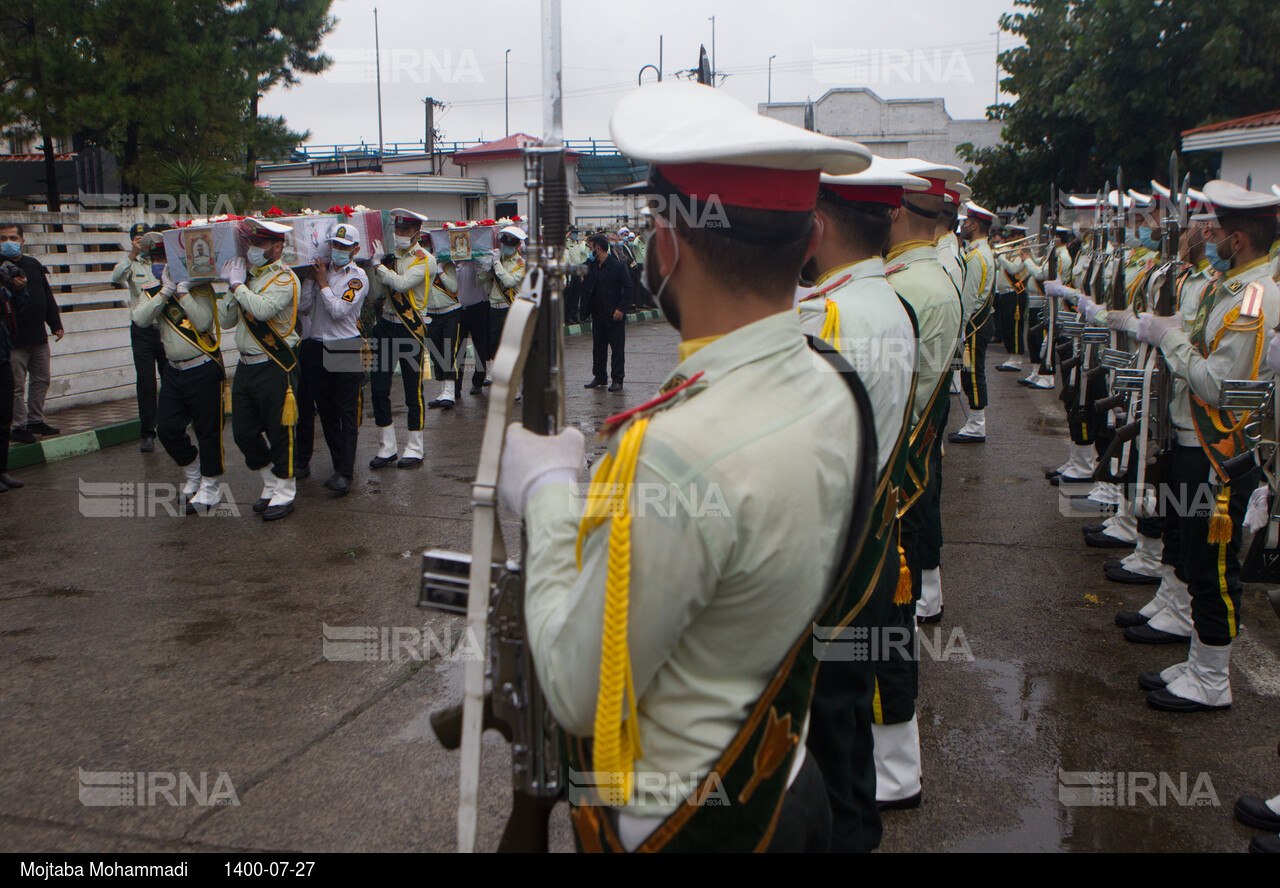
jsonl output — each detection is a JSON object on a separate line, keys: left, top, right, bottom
{"left": 1, "top": 224, "right": 63, "bottom": 445}
{"left": 0, "top": 259, "right": 27, "bottom": 490}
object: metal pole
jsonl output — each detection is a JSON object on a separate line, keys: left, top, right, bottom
{"left": 425, "top": 98, "right": 435, "bottom": 174}
{"left": 374, "top": 8, "right": 384, "bottom": 159}
{"left": 768, "top": 54, "right": 775, "bottom": 104}
{"left": 993, "top": 30, "right": 1000, "bottom": 106}
{"left": 709, "top": 16, "right": 716, "bottom": 85}
{"left": 505, "top": 49, "right": 512, "bottom": 137}
{"left": 659, "top": 35, "right": 663, "bottom": 81}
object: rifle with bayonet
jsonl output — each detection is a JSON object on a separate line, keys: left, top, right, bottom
{"left": 418, "top": 0, "right": 569, "bottom": 853}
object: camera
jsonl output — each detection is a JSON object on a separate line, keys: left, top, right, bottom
{"left": 0, "top": 260, "right": 22, "bottom": 291}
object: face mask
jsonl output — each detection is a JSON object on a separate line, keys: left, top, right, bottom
{"left": 641, "top": 225, "right": 681, "bottom": 332}
{"left": 151, "top": 262, "right": 166, "bottom": 279}
{"left": 247, "top": 246, "right": 268, "bottom": 268}
{"left": 1137, "top": 227, "right": 1159, "bottom": 252}
{"left": 330, "top": 248, "right": 353, "bottom": 266}
{"left": 394, "top": 234, "right": 414, "bottom": 251}
{"left": 501, "top": 244, "right": 517, "bottom": 257}
{"left": 1206, "top": 240, "right": 1233, "bottom": 273}
{"left": 0, "top": 241, "right": 20, "bottom": 259}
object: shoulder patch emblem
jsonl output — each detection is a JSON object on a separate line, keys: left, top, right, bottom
{"left": 1227, "top": 279, "right": 1243, "bottom": 294}
{"left": 1240, "top": 282, "right": 1265, "bottom": 319}
{"left": 885, "top": 263, "right": 906, "bottom": 275}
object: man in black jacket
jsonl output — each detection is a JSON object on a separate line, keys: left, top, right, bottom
{"left": 1, "top": 224, "right": 63, "bottom": 444}
{"left": 581, "top": 232, "right": 633, "bottom": 391}
{"left": 0, "top": 265, "right": 26, "bottom": 490}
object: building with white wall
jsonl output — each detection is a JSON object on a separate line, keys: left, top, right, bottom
{"left": 759, "top": 88, "right": 1002, "bottom": 171}
{"left": 1182, "top": 111, "right": 1280, "bottom": 191}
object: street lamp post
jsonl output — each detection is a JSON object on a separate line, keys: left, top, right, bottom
{"left": 505, "top": 49, "right": 511, "bottom": 137}
{"left": 768, "top": 54, "right": 776, "bottom": 104}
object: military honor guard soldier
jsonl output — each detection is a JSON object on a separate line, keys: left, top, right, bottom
{"left": 367, "top": 209, "right": 433, "bottom": 469}
{"left": 425, "top": 257, "right": 462, "bottom": 409}
{"left": 113, "top": 222, "right": 165, "bottom": 452}
{"left": 496, "top": 81, "right": 875, "bottom": 853}
{"left": 219, "top": 218, "right": 303, "bottom": 521}
{"left": 949, "top": 201, "right": 997, "bottom": 443}
{"left": 798, "top": 158, "right": 924, "bottom": 851}
{"left": 1129, "top": 180, "right": 1280, "bottom": 711}
{"left": 299, "top": 222, "right": 369, "bottom": 495}
{"left": 478, "top": 225, "right": 527, "bottom": 370}
{"left": 131, "top": 233, "right": 225, "bottom": 513}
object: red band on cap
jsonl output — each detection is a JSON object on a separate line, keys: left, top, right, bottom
{"left": 922, "top": 177, "right": 949, "bottom": 197}
{"left": 943, "top": 189, "right": 959, "bottom": 204}
{"left": 825, "top": 184, "right": 904, "bottom": 207}
{"left": 658, "top": 163, "right": 820, "bottom": 211}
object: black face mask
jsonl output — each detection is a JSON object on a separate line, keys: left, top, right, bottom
{"left": 644, "top": 245, "right": 681, "bottom": 333}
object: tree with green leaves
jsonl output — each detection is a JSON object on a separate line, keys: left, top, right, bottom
{"left": 229, "top": 0, "right": 333, "bottom": 183}
{"left": 960, "top": 0, "right": 1280, "bottom": 211}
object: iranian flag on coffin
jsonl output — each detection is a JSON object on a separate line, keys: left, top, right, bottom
{"left": 272, "top": 214, "right": 342, "bottom": 267}
{"left": 161, "top": 222, "right": 245, "bottom": 283}
{"left": 342, "top": 210, "right": 392, "bottom": 261}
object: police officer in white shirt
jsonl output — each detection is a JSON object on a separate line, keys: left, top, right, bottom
{"left": 301, "top": 222, "right": 370, "bottom": 495}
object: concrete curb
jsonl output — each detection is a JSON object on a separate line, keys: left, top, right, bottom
{"left": 6, "top": 312, "right": 666, "bottom": 470}
{"left": 9, "top": 419, "right": 142, "bottom": 470}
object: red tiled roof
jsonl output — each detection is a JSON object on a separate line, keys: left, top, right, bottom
{"left": 1183, "top": 110, "right": 1280, "bottom": 136}
{"left": 451, "top": 133, "right": 581, "bottom": 163}
{"left": 452, "top": 133, "right": 541, "bottom": 162}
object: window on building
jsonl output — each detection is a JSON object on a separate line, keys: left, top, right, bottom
{"left": 494, "top": 200, "right": 518, "bottom": 219}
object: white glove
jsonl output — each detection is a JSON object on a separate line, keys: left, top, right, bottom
{"left": 368, "top": 238, "right": 384, "bottom": 260}
{"left": 498, "top": 423, "right": 585, "bottom": 516}
{"left": 1044, "top": 279, "right": 1075, "bottom": 300}
{"left": 1079, "top": 298, "right": 1102, "bottom": 323}
{"left": 222, "top": 258, "right": 247, "bottom": 288}
{"left": 1136, "top": 312, "right": 1180, "bottom": 347}
{"left": 176, "top": 280, "right": 191, "bottom": 296}
{"left": 1245, "top": 484, "right": 1272, "bottom": 533}
{"left": 1265, "top": 329, "right": 1280, "bottom": 376}
{"left": 158, "top": 265, "right": 177, "bottom": 298}
{"left": 1105, "top": 310, "right": 1130, "bottom": 331}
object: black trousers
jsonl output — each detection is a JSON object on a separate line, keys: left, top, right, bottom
{"left": 426, "top": 308, "right": 462, "bottom": 380}
{"left": 764, "top": 754, "right": 832, "bottom": 853}
{"left": 1160, "top": 445, "right": 1257, "bottom": 646}
{"left": 313, "top": 341, "right": 363, "bottom": 479}
{"left": 460, "top": 302, "right": 491, "bottom": 388}
{"left": 231, "top": 360, "right": 299, "bottom": 479}
{"left": 488, "top": 305, "right": 509, "bottom": 361}
{"left": 591, "top": 313, "right": 625, "bottom": 383}
{"left": 295, "top": 339, "right": 321, "bottom": 471}
{"left": 0, "top": 361, "right": 12, "bottom": 472}
{"left": 131, "top": 324, "right": 164, "bottom": 437}
{"left": 904, "top": 399, "right": 948, "bottom": 573}
{"left": 369, "top": 317, "right": 425, "bottom": 430}
{"left": 157, "top": 359, "right": 225, "bottom": 478}
{"left": 1027, "top": 304, "right": 1047, "bottom": 369}
{"left": 806, "top": 548, "right": 895, "bottom": 853}
{"left": 994, "top": 291, "right": 1018, "bottom": 352}
{"left": 564, "top": 276, "right": 583, "bottom": 325}
{"left": 959, "top": 316, "right": 991, "bottom": 410}
{"left": 877, "top": 528, "right": 919, "bottom": 727}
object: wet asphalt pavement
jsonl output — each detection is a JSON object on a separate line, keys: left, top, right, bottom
{"left": 0, "top": 319, "right": 1277, "bottom": 853}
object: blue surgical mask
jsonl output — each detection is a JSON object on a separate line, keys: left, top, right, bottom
{"left": 501, "top": 244, "right": 516, "bottom": 257}
{"left": 331, "top": 248, "right": 353, "bottom": 266}
{"left": 1137, "top": 227, "right": 1159, "bottom": 252}
{"left": 1205, "top": 240, "right": 1232, "bottom": 273}
{"left": 0, "top": 241, "right": 20, "bottom": 259}
{"left": 247, "top": 246, "right": 268, "bottom": 268}
{"left": 151, "top": 262, "right": 166, "bottom": 279}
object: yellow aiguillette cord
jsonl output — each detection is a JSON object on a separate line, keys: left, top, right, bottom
{"left": 576, "top": 417, "right": 649, "bottom": 806}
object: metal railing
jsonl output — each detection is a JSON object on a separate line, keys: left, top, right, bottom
{"left": 272, "top": 138, "right": 621, "bottom": 164}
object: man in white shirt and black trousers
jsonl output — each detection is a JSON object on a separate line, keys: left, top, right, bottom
{"left": 300, "top": 223, "right": 370, "bottom": 495}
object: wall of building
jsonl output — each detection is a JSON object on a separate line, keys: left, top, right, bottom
{"left": 283, "top": 191, "right": 470, "bottom": 222}
{"left": 759, "top": 88, "right": 1002, "bottom": 172}
{"left": 1220, "top": 145, "right": 1280, "bottom": 191}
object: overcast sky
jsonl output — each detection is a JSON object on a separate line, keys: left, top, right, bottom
{"left": 260, "top": 0, "right": 1022, "bottom": 152}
